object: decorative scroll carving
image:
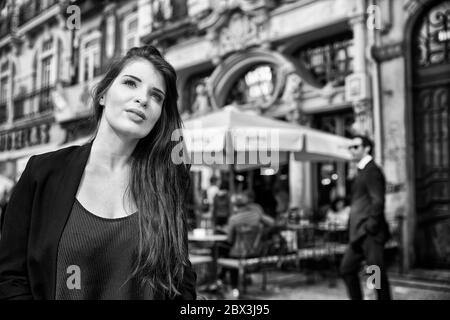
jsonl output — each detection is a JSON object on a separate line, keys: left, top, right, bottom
{"left": 207, "top": 10, "right": 269, "bottom": 60}
{"left": 414, "top": 1, "right": 450, "bottom": 68}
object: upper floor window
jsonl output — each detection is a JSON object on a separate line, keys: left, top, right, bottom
{"left": 41, "top": 57, "right": 52, "bottom": 88}
{"left": 225, "top": 64, "right": 276, "bottom": 106}
{"left": 0, "top": 59, "right": 9, "bottom": 123}
{"left": 294, "top": 32, "right": 354, "bottom": 87}
{"left": 40, "top": 36, "right": 54, "bottom": 88}
{"left": 152, "top": 0, "right": 188, "bottom": 26}
{"left": 152, "top": 0, "right": 173, "bottom": 25}
{"left": 0, "top": 4, "right": 11, "bottom": 38}
{"left": 80, "top": 33, "right": 101, "bottom": 83}
{"left": 123, "top": 14, "right": 139, "bottom": 53}
{"left": 0, "top": 77, "right": 8, "bottom": 104}
{"left": 17, "top": 0, "right": 59, "bottom": 26}
{"left": 0, "top": 60, "right": 9, "bottom": 104}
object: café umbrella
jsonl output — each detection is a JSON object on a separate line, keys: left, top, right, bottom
{"left": 181, "top": 105, "right": 352, "bottom": 169}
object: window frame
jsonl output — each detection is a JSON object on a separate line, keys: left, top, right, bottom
{"left": 0, "top": 58, "right": 10, "bottom": 124}
{"left": 79, "top": 31, "right": 102, "bottom": 83}
{"left": 38, "top": 35, "right": 56, "bottom": 89}
{"left": 122, "top": 12, "right": 139, "bottom": 54}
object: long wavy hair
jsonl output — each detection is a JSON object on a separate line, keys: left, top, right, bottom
{"left": 91, "top": 45, "right": 190, "bottom": 298}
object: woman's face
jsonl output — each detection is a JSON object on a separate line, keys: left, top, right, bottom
{"left": 100, "top": 58, "right": 166, "bottom": 140}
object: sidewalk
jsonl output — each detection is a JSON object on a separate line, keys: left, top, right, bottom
{"left": 199, "top": 270, "right": 450, "bottom": 300}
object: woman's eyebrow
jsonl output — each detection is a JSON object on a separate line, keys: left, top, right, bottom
{"left": 123, "top": 74, "right": 165, "bottom": 96}
{"left": 123, "top": 74, "right": 142, "bottom": 82}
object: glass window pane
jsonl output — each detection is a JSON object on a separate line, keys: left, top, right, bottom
{"left": 295, "top": 32, "right": 354, "bottom": 87}
{"left": 0, "top": 77, "right": 8, "bottom": 103}
{"left": 41, "top": 57, "right": 51, "bottom": 87}
{"left": 225, "top": 64, "right": 276, "bottom": 106}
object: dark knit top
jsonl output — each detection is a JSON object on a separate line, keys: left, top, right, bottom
{"left": 55, "top": 198, "right": 151, "bottom": 300}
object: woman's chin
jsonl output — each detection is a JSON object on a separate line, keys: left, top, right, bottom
{"left": 114, "top": 124, "right": 151, "bottom": 140}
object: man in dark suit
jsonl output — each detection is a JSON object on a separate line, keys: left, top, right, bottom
{"left": 340, "top": 135, "right": 392, "bottom": 300}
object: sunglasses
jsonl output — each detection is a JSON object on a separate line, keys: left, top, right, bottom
{"left": 348, "top": 144, "right": 362, "bottom": 150}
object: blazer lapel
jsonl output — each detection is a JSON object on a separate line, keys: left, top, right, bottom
{"left": 44, "top": 141, "right": 93, "bottom": 299}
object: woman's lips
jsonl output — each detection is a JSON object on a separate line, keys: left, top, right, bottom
{"left": 126, "top": 108, "right": 147, "bottom": 121}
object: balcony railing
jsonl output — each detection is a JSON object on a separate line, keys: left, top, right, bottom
{"left": 13, "top": 86, "right": 55, "bottom": 121}
{"left": 18, "top": 0, "right": 59, "bottom": 27}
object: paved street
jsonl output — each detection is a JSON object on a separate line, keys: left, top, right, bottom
{"left": 199, "top": 270, "right": 450, "bottom": 300}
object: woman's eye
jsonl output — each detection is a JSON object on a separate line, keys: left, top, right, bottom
{"left": 124, "top": 79, "right": 137, "bottom": 88}
{"left": 151, "top": 92, "right": 164, "bottom": 103}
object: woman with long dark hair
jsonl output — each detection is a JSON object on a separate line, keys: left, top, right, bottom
{"left": 0, "top": 45, "right": 196, "bottom": 300}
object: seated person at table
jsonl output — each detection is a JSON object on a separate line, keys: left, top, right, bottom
{"left": 216, "top": 192, "right": 275, "bottom": 298}
{"left": 324, "top": 197, "right": 350, "bottom": 228}
{"left": 212, "top": 181, "right": 231, "bottom": 229}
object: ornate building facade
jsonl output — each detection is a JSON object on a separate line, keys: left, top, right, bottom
{"left": 0, "top": 0, "right": 449, "bottom": 271}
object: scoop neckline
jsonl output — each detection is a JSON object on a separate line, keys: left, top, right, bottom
{"left": 75, "top": 198, "right": 138, "bottom": 222}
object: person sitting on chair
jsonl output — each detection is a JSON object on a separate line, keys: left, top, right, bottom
{"left": 216, "top": 192, "right": 274, "bottom": 298}
{"left": 324, "top": 197, "right": 350, "bottom": 229}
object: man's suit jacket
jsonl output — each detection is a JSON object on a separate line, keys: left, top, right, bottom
{"left": 349, "top": 160, "right": 390, "bottom": 245}
{"left": 0, "top": 141, "right": 197, "bottom": 300}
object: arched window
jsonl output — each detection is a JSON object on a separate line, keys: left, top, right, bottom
{"left": 224, "top": 64, "right": 276, "bottom": 106}
{"left": 414, "top": 1, "right": 450, "bottom": 68}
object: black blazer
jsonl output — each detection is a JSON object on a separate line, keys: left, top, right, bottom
{"left": 348, "top": 160, "right": 390, "bottom": 245}
{"left": 0, "top": 141, "right": 197, "bottom": 300}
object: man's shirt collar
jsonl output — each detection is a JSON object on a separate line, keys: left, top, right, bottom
{"left": 357, "top": 155, "right": 373, "bottom": 170}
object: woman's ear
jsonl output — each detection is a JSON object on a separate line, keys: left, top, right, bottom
{"left": 99, "top": 96, "right": 105, "bottom": 106}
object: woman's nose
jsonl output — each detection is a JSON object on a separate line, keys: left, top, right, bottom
{"left": 135, "top": 95, "right": 148, "bottom": 108}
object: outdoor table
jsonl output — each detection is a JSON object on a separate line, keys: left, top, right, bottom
{"left": 188, "top": 233, "right": 228, "bottom": 242}
{"left": 188, "top": 231, "right": 229, "bottom": 287}
{"left": 315, "top": 223, "right": 349, "bottom": 284}
{"left": 316, "top": 222, "right": 348, "bottom": 246}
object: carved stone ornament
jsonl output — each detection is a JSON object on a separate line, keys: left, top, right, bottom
{"left": 281, "top": 72, "right": 302, "bottom": 119}
{"left": 194, "top": 0, "right": 272, "bottom": 60}
{"left": 216, "top": 12, "right": 267, "bottom": 57}
{"left": 351, "top": 100, "right": 373, "bottom": 137}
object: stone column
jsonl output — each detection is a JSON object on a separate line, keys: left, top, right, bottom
{"left": 288, "top": 106, "right": 313, "bottom": 212}
{"left": 289, "top": 152, "right": 303, "bottom": 209}
{"left": 349, "top": 0, "right": 374, "bottom": 137}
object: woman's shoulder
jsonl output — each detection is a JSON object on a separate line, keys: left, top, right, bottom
{"left": 32, "top": 144, "right": 83, "bottom": 163}
{"left": 27, "top": 144, "right": 88, "bottom": 176}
